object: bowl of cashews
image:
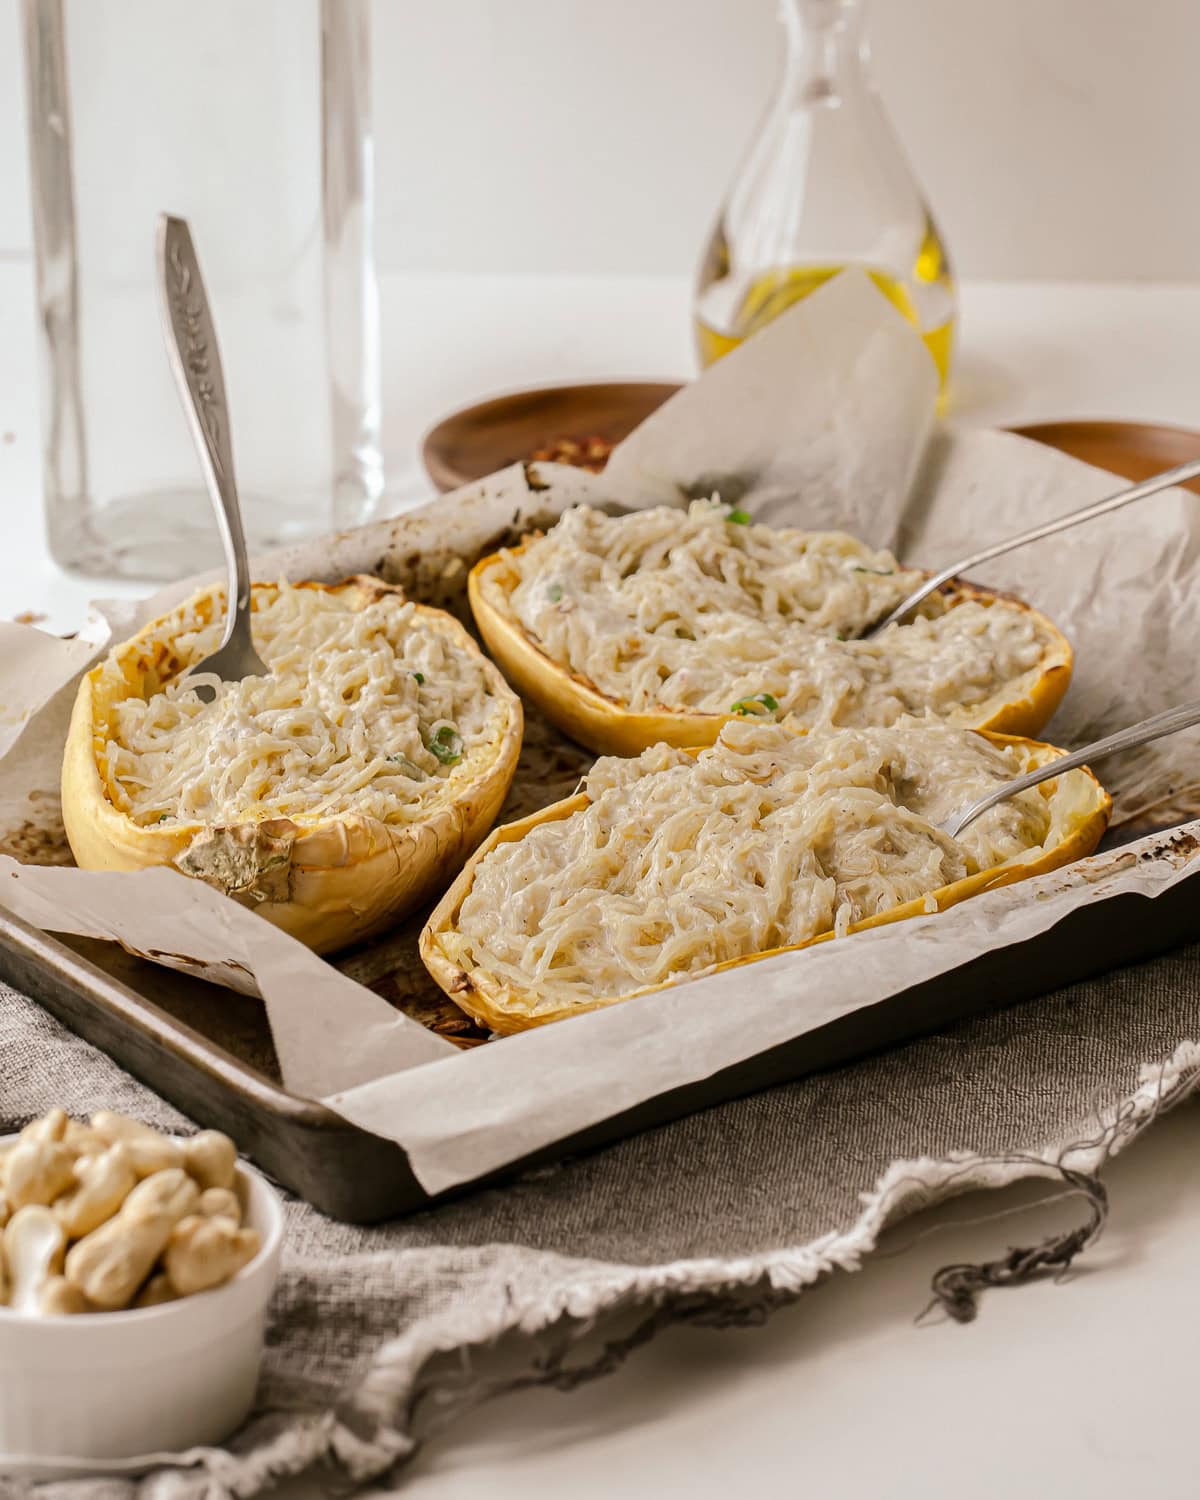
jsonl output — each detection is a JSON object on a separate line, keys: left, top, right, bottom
{"left": 0, "top": 1109, "right": 285, "bottom": 1466}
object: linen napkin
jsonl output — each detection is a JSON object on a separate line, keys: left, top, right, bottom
{"left": 2, "top": 940, "right": 1198, "bottom": 1495}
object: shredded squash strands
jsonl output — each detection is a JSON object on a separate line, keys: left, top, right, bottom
{"left": 96, "top": 581, "right": 508, "bottom": 828}
{"left": 440, "top": 721, "right": 1092, "bottom": 1017}
{"left": 497, "top": 502, "right": 1057, "bottom": 728}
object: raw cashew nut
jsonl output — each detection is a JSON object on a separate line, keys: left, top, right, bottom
{"left": 90, "top": 1111, "right": 183, "bottom": 1179}
{"left": 18, "top": 1108, "right": 69, "bottom": 1146}
{"left": 63, "top": 1120, "right": 106, "bottom": 1158}
{"left": 5, "top": 1138, "right": 77, "bottom": 1210}
{"left": 163, "top": 1214, "right": 261, "bottom": 1297}
{"left": 65, "top": 1167, "right": 199, "bottom": 1310}
{"left": 5, "top": 1206, "right": 66, "bottom": 1314}
{"left": 39, "top": 1275, "right": 93, "bottom": 1317}
{"left": 55, "top": 1143, "right": 137, "bottom": 1239}
{"left": 133, "top": 1272, "right": 178, "bottom": 1309}
{"left": 197, "top": 1187, "right": 241, "bottom": 1225}
{"left": 182, "top": 1131, "right": 237, "bottom": 1192}
{"left": 3, "top": 1112, "right": 255, "bottom": 1318}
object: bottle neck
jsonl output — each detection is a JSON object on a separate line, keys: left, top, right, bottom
{"left": 778, "top": 0, "right": 871, "bottom": 105}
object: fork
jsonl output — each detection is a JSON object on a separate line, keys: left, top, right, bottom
{"left": 157, "top": 213, "right": 269, "bottom": 702}
{"left": 942, "top": 699, "right": 1200, "bottom": 838}
{"left": 860, "top": 457, "right": 1200, "bottom": 639}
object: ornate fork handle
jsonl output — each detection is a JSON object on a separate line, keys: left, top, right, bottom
{"left": 157, "top": 213, "right": 250, "bottom": 620}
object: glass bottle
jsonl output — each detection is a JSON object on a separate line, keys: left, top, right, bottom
{"left": 694, "top": 0, "right": 956, "bottom": 391}
{"left": 21, "top": 0, "right": 382, "bottom": 581}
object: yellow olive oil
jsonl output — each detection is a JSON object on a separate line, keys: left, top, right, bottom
{"left": 695, "top": 231, "right": 957, "bottom": 390}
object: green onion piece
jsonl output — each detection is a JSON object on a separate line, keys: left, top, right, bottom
{"left": 852, "top": 565, "right": 894, "bottom": 575}
{"left": 726, "top": 508, "right": 751, "bottom": 525}
{"left": 730, "top": 692, "right": 779, "bottom": 716}
{"left": 412, "top": 671, "right": 425, "bottom": 685}
{"left": 547, "top": 584, "right": 563, "bottom": 602}
{"left": 387, "top": 754, "right": 427, "bottom": 780}
{"left": 157, "top": 813, "right": 170, "bottom": 823}
{"left": 427, "top": 725, "right": 464, "bottom": 765}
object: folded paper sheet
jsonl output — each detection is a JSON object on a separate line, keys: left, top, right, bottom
{"left": 2, "top": 272, "right": 1198, "bottom": 1193}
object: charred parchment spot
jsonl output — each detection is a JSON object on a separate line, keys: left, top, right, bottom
{"left": 1169, "top": 830, "right": 1200, "bottom": 857}
{"left": 0, "top": 806, "right": 74, "bottom": 867}
{"left": 522, "top": 461, "right": 551, "bottom": 492}
{"left": 175, "top": 823, "right": 294, "bottom": 905}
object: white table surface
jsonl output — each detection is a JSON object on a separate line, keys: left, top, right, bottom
{"left": 3, "top": 264, "right": 1199, "bottom": 1496}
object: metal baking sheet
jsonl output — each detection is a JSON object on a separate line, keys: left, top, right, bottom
{"left": 3, "top": 417, "right": 1199, "bottom": 1221}
{"left": 1, "top": 821, "right": 1195, "bottom": 1223}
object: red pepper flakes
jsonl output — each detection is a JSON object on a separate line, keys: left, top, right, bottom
{"left": 526, "top": 434, "right": 616, "bottom": 473}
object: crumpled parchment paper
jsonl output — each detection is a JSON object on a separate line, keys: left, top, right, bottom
{"left": 1, "top": 271, "right": 1197, "bottom": 1194}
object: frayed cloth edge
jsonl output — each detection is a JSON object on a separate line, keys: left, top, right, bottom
{"left": 9, "top": 1040, "right": 1199, "bottom": 1499}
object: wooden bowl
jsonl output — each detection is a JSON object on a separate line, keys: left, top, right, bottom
{"left": 420, "top": 381, "right": 683, "bottom": 492}
{"left": 422, "top": 390, "right": 1200, "bottom": 500}
{"left": 1012, "top": 419, "right": 1200, "bottom": 493}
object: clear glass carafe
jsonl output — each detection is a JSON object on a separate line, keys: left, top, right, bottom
{"left": 694, "top": 0, "right": 956, "bottom": 390}
{"left": 22, "top": 0, "right": 382, "bottom": 580}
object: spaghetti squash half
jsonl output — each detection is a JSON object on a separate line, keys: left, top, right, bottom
{"left": 62, "top": 576, "right": 523, "bottom": 954}
{"left": 421, "top": 720, "right": 1110, "bottom": 1032}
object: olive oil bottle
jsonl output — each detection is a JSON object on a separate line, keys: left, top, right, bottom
{"left": 694, "top": 0, "right": 957, "bottom": 392}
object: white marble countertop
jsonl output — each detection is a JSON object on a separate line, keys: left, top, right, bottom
{"left": 3, "top": 264, "right": 1199, "bottom": 1496}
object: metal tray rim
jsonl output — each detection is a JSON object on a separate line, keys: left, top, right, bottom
{"left": 0, "top": 905, "right": 338, "bottom": 1129}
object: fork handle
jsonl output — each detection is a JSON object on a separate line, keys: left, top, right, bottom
{"left": 948, "top": 699, "right": 1200, "bottom": 837}
{"left": 871, "top": 456, "right": 1200, "bottom": 636}
{"left": 157, "top": 214, "right": 253, "bottom": 637}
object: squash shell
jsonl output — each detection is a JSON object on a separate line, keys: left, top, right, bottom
{"left": 469, "top": 543, "right": 1073, "bottom": 758}
{"left": 420, "top": 730, "right": 1112, "bottom": 1033}
{"left": 61, "top": 577, "right": 524, "bottom": 955}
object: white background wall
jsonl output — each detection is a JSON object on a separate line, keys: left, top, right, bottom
{"left": 2, "top": 0, "right": 1198, "bottom": 280}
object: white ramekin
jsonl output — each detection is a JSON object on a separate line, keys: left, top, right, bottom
{"left": 0, "top": 1139, "right": 285, "bottom": 1467}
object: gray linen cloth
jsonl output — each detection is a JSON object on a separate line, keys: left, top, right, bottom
{"left": 2, "top": 945, "right": 1200, "bottom": 1496}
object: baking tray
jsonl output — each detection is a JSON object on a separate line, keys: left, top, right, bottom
{"left": 2, "top": 422, "right": 1198, "bottom": 1222}
{"left": 0, "top": 823, "right": 1196, "bottom": 1223}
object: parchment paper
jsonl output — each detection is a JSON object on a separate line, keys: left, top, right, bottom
{"left": 1, "top": 271, "right": 1197, "bottom": 1194}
